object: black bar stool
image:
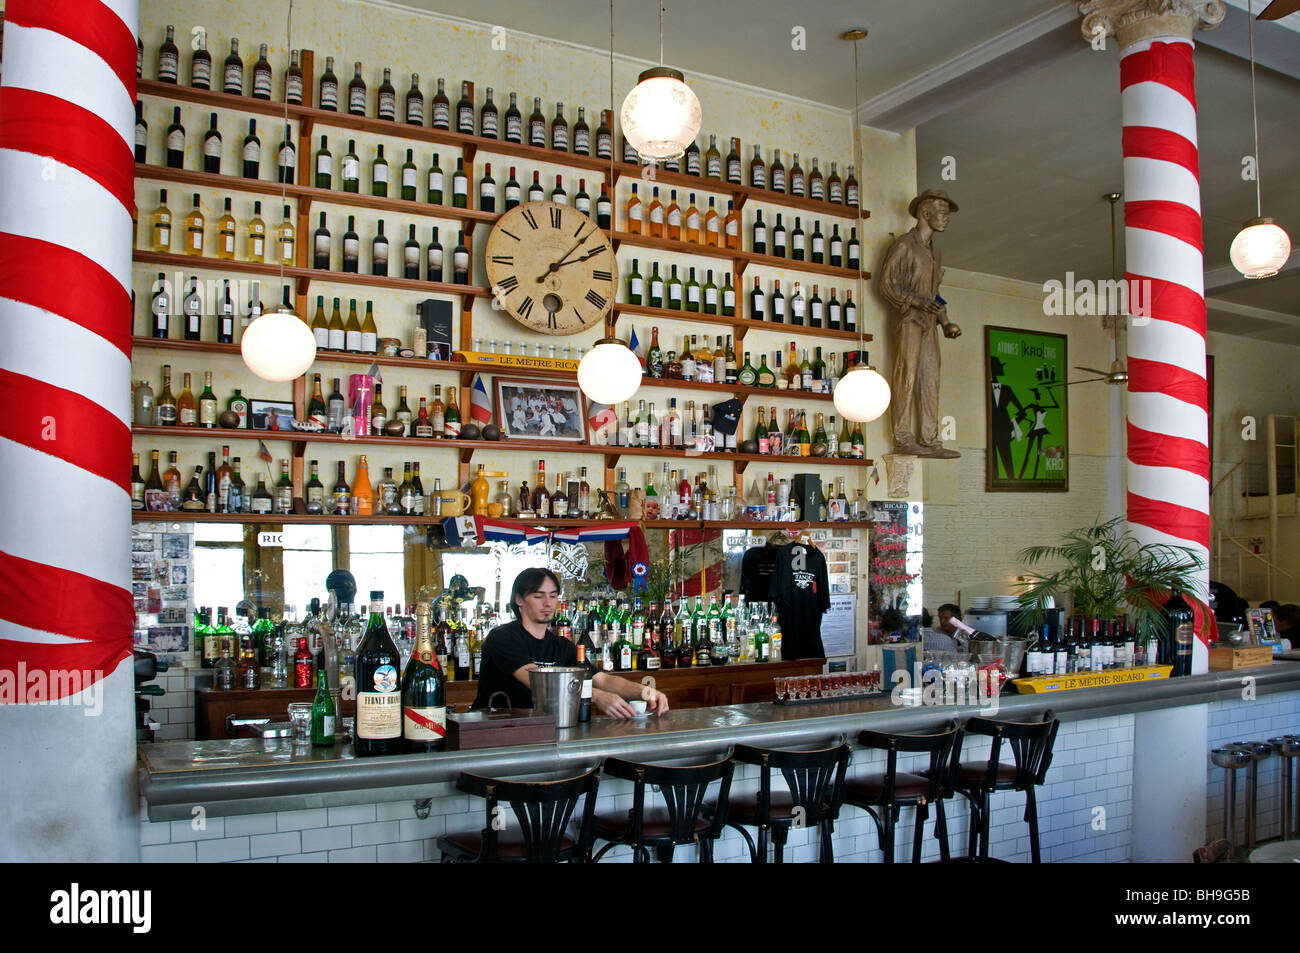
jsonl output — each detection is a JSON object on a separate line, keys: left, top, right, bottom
{"left": 718, "top": 739, "right": 850, "bottom": 863}
{"left": 1230, "top": 740, "right": 1273, "bottom": 852}
{"left": 846, "top": 720, "right": 964, "bottom": 863}
{"left": 952, "top": 710, "right": 1059, "bottom": 862}
{"left": 437, "top": 765, "right": 601, "bottom": 863}
{"left": 591, "top": 753, "right": 735, "bottom": 863}
{"left": 1210, "top": 744, "right": 1254, "bottom": 857}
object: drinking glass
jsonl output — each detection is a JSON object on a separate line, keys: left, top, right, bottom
{"left": 287, "top": 702, "right": 312, "bottom": 743}
{"left": 773, "top": 677, "right": 789, "bottom": 702}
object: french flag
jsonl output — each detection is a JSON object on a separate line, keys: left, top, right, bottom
{"left": 628, "top": 326, "right": 645, "bottom": 367}
{"left": 552, "top": 521, "right": 636, "bottom": 543}
{"left": 475, "top": 516, "right": 550, "bottom": 545}
{"left": 470, "top": 373, "right": 493, "bottom": 426}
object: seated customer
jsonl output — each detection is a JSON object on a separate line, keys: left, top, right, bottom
{"left": 472, "top": 568, "right": 668, "bottom": 717}
{"left": 1274, "top": 604, "right": 1300, "bottom": 645}
{"left": 921, "top": 607, "right": 958, "bottom": 653}
{"left": 936, "top": 603, "right": 968, "bottom": 650}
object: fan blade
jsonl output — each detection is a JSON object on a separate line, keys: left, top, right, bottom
{"left": 1259, "top": 0, "right": 1300, "bottom": 20}
{"left": 1061, "top": 377, "right": 1107, "bottom": 386}
{"left": 1075, "top": 366, "right": 1111, "bottom": 376}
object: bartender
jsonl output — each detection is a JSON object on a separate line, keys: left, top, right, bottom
{"left": 472, "top": 568, "right": 669, "bottom": 717}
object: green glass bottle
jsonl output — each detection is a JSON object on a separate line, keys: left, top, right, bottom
{"left": 341, "top": 138, "right": 359, "bottom": 193}
{"left": 401, "top": 606, "right": 446, "bottom": 752}
{"left": 839, "top": 415, "right": 853, "bottom": 456}
{"left": 252, "top": 608, "right": 275, "bottom": 668}
{"left": 721, "top": 271, "right": 736, "bottom": 317}
{"left": 196, "top": 607, "right": 213, "bottom": 668}
{"left": 311, "top": 665, "right": 337, "bottom": 745}
{"left": 738, "top": 351, "right": 758, "bottom": 387}
{"left": 702, "top": 269, "right": 719, "bottom": 316}
{"left": 666, "top": 265, "right": 683, "bottom": 310}
{"left": 684, "top": 267, "right": 701, "bottom": 313}
{"left": 371, "top": 143, "right": 389, "bottom": 197}
{"left": 426, "top": 152, "right": 443, "bottom": 204}
{"left": 314, "top": 134, "right": 332, "bottom": 189}
{"left": 813, "top": 412, "right": 828, "bottom": 448}
{"left": 756, "top": 353, "right": 776, "bottom": 388}
{"left": 647, "top": 262, "right": 664, "bottom": 308}
{"left": 355, "top": 590, "right": 403, "bottom": 757}
{"left": 451, "top": 156, "right": 468, "bottom": 208}
{"left": 626, "top": 257, "right": 643, "bottom": 305}
{"left": 400, "top": 148, "right": 417, "bottom": 201}
{"left": 693, "top": 597, "right": 712, "bottom": 665}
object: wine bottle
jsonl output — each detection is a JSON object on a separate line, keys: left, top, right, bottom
{"left": 241, "top": 119, "right": 259, "bottom": 179}
{"left": 355, "top": 591, "right": 403, "bottom": 756}
{"left": 251, "top": 43, "right": 272, "bottom": 100}
{"left": 318, "top": 56, "right": 339, "bottom": 111}
{"left": 134, "top": 101, "right": 149, "bottom": 164}
{"left": 371, "top": 220, "right": 389, "bottom": 277}
{"left": 165, "top": 107, "right": 185, "bottom": 168}
{"left": 372, "top": 144, "right": 389, "bottom": 197}
{"left": 347, "top": 61, "right": 367, "bottom": 116}
{"left": 403, "top": 605, "right": 446, "bottom": 752}
{"left": 285, "top": 50, "right": 304, "bottom": 105}
{"left": 314, "top": 212, "right": 332, "bottom": 270}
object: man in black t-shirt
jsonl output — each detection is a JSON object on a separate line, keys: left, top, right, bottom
{"left": 472, "top": 568, "right": 669, "bottom": 717}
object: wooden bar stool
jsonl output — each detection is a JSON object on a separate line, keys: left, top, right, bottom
{"left": 952, "top": 710, "right": 1059, "bottom": 862}
{"left": 846, "top": 720, "right": 964, "bottom": 863}
{"left": 591, "top": 753, "right": 735, "bottom": 863}
{"left": 437, "top": 765, "right": 601, "bottom": 863}
{"left": 716, "top": 739, "right": 851, "bottom": 863}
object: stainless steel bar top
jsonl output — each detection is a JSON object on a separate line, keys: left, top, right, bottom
{"left": 138, "top": 661, "right": 1300, "bottom": 821}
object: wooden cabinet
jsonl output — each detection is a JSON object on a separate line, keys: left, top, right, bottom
{"left": 195, "top": 659, "right": 823, "bottom": 738}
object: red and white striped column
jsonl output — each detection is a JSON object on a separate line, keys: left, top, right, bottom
{"left": 0, "top": 0, "right": 140, "bottom": 860}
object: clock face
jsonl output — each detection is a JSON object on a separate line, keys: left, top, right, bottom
{"left": 484, "top": 200, "right": 619, "bottom": 336}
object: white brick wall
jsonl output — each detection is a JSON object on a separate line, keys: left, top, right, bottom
{"left": 141, "top": 668, "right": 202, "bottom": 742}
{"left": 1204, "top": 690, "right": 1300, "bottom": 848}
{"left": 139, "top": 711, "right": 1138, "bottom": 863}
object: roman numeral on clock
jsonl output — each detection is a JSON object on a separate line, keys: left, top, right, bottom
{"left": 518, "top": 296, "right": 534, "bottom": 318}
{"left": 521, "top": 209, "right": 538, "bottom": 230}
{"left": 499, "top": 228, "right": 520, "bottom": 241}
{"left": 592, "top": 269, "right": 612, "bottom": 282}
{"left": 585, "top": 290, "right": 607, "bottom": 310}
{"left": 491, "top": 255, "right": 514, "bottom": 265}
{"left": 497, "top": 275, "right": 518, "bottom": 292}
{"left": 549, "top": 206, "right": 563, "bottom": 229}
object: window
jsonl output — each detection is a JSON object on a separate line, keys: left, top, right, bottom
{"left": 350, "top": 525, "right": 406, "bottom": 607}
{"left": 194, "top": 522, "right": 244, "bottom": 615}
{"left": 282, "top": 525, "right": 332, "bottom": 613}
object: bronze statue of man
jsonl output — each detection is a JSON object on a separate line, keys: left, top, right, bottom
{"left": 878, "top": 189, "right": 962, "bottom": 458}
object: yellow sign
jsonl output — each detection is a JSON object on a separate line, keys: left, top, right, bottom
{"left": 454, "top": 351, "right": 579, "bottom": 373}
{"left": 1011, "top": 665, "right": 1173, "bottom": 694}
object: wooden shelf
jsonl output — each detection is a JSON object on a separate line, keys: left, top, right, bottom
{"left": 136, "top": 81, "right": 871, "bottom": 227}
{"left": 132, "top": 510, "right": 865, "bottom": 530}
{"left": 737, "top": 248, "right": 865, "bottom": 282}
{"left": 614, "top": 301, "right": 873, "bottom": 345}
{"left": 132, "top": 250, "right": 492, "bottom": 300}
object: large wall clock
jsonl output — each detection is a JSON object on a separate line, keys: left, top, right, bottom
{"left": 483, "top": 200, "right": 619, "bottom": 336}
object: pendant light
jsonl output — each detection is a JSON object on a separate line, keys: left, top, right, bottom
{"left": 619, "top": 1, "right": 702, "bottom": 160}
{"left": 832, "top": 30, "right": 891, "bottom": 423}
{"left": 242, "top": 0, "right": 316, "bottom": 381}
{"left": 577, "top": 1, "right": 643, "bottom": 407}
{"left": 1229, "top": 0, "right": 1291, "bottom": 278}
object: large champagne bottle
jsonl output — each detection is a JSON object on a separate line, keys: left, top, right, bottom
{"left": 355, "top": 590, "right": 403, "bottom": 756}
{"left": 1163, "top": 593, "right": 1195, "bottom": 677}
{"left": 402, "top": 604, "right": 447, "bottom": 753}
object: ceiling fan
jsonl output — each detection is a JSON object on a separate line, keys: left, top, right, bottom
{"left": 1065, "top": 192, "right": 1129, "bottom": 388}
{"left": 1259, "top": 0, "right": 1300, "bottom": 20}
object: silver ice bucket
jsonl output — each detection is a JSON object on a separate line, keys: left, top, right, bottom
{"left": 529, "top": 666, "right": 585, "bottom": 728}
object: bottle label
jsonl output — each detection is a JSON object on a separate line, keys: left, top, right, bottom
{"left": 773, "top": 298, "right": 785, "bottom": 317}
{"left": 428, "top": 249, "right": 443, "bottom": 271}
{"left": 530, "top": 120, "right": 545, "bottom": 145}
{"left": 793, "top": 233, "right": 806, "bottom": 252}
{"left": 428, "top": 170, "right": 443, "bottom": 192}
{"left": 349, "top": 86, "right": 366, "bottom": 112}
{"left": 629, "top": 204, "right": 642, "bottom": 222}
{"left": 404, "top": 245, "right": 419, "bottom": 269}
{"left": 847, "top": 184, "right": 859, "bottom": 206}
{"left": 727, "top": 158, "right": 741, "bottom": 182}
{"left": 453, "top": 176, "right": 467, "bottom": 196}
{"left": 286, "top": 75, "right": 303, "bottom": 102}
{"left": 251, "top": 234, "right": 264, "bottom": 258}
{"left": 167, "top": 129, "right": 184, "bottom": 153}
{"left": 200, "top": 402, "right": 216, "bottom": 426}
{"left": 343, "top": 156, "right": 359, "bottom": 181}
{"left": 379, "top": 92, "right": 395, "bottom": 119}
{"left": 707, "top": 156, "right": 721, "bottom": 178}
{"left": 320, "top": 80, "right": 338, "bottom": 109}
{"left": 574, "top": 129, "right": 589, "bottom": 152}
{"left": 328, "top": 328, "right": 345, "bottom": 350}
{"left": 505, "top": 115, "right": 521, "bottom": 140}
{"left": 374, "top": 164, "right": 388, "bottom": 184}
{"left": 404, "top": 706, "right": 447, "bottom": 741}
{"left": 254, "top": 70, "right": 271, "bottom": 98}
{"left": 686, "top": 211, "right": 700, "bottom": 232}
{"left": 158, "top": 52, "right": 178, "bottom": 82}
{"left": 481, "top": 112, "right": 497, "bottom": 137}
{"left": 505, "top": 185, "right": 521, "bottom": 203}
{"left": 444, "top": 417, "right": 460, "bottom": 438}
{"left": 811, "top": 302, "right": 824, "bottom": 323}
{"left": 278, "top": 145, "right": 294, "bottom": 169}
{"left": 552, "top": 127, "right": 567, "bottom": 150}
{"left": 191, "top": 59, "right": 210, "bottom": 86}
{"left": 650, "top": 279, "right": 664, "bottom": 301}
{"left": 251, "top": 495, "right": 272, "bottom": 514}
{"left": 829, "top": 181, "right": 843, "bottom": 203}
{"left": 402, "top": 167, "right": 417, "bottom": 190}
{"left": 752, "top": 296, "right": 765, "bottom": 317}
{"left": 687, "top": 286, "right": 700, "bottom": 304}
{"left": 316, "top": 234, "right": 331, "bottom": 256}
{"left": 791, "top": 172, "right": 805, "bottom": 194}
{"left": 772, "top": 169, "right": 785, "bottom": 191}
{"left": 224, "top": 65, "right": 242, "bottom": 91}
{"left": 649, "top": 206, "right": 664, "bottom": 226}
{"left": 752, "top": 167, "right": 766, "bottom": 189}
{"left": 407, "top": 100, "right": 424, "bottom": 124}
{"left": 630, "top": 277, "right": 644, "bottom": 296}
{"left": 432, "top": 101, "right": 449, "bottom": 126}
{"left": 726, "top": 219, "right": 738, "bottom": 238}
{"left": 242, "top": 141, "right": 259, "bottom": 164}
{"left": 812, "top": 236, "right": 824, "bottom": 255}
{"left": 356, "top": 690, "right": 401, "bottom": 739}
{"left": 706, "top": 217, "right": 720, "bottom": 237}
{"left": 811, "top": 179, "right": 824, "bottom": 200}
{"left": 480, "top": 181, "right": 494, "bottom": 199}
{"left": 453, "top": 250, "right": 469, "bottom": 272}
{"left": 724, "top": 289, "right": 735, "bottom": 309}
{"left": 705, "top": 287, "right": 718, "bottom": 306}
{"left": 346, "top": 330, "right": 362, "bottom": 351}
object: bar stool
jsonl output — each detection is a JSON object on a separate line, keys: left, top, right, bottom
{"left": 1267, "top": 736, "right": 1300, "bottom": 840}
{"left": 845, "top": 720, "right": 964, "bottom": 863}
{"left": 717, "top": 739, "right": 850, "bottom": 863}
{"left": 951, "top": 710, "right": 1059, "bottom": 862}
{"left": 591, "top": 753, "right": 735, "bottom": 863}
{"left": 1231, "top": 740, "right": 1273, "bottom": 853}
{"left": 437, "top": 765, "right": 601, "bottom": 863}
{"left": 1210, "top": 745, "right": 1254, "bottom": 857}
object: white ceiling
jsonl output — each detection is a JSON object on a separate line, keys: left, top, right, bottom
{"left": 394, "top": 0, "right": 1300, "bottom": 341}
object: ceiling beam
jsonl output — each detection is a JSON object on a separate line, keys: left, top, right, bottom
{"left": 1205, "top": 256, "right": 1300, "bottom": 295}
{"left": 857, "top": 1, "right": 1082, "bottom": 132}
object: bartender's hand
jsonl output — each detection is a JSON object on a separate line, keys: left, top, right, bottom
{"left": 640, "top": 686, "right": 670, "bottom": 715}
{"left": 592, "top": 688, "right": 636, "bottom": 718}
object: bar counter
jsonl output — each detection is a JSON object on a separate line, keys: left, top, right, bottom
{"left": 140, "top": 661, "right": 1300, "bottom": 823}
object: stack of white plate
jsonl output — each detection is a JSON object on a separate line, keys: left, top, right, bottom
{"left": 969, "top": 597, "right": 993, "bottom": 611}
{"left": 992, "top": 595, "right": 1020, "bottom": 610}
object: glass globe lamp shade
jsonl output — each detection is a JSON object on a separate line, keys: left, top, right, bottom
{"left": 1229, "top": 218, "right": 1291, "bottom": 279}
{"left": 833, "top": 366, "right": 891, "bottom": 423}
{"left": 619, "top": 67, "right": 702, "bottom": 160}
{"left": 240, "top": 306, "right": 317, "bottom": 382}
{"left": 577, "top": 340, "right": 643, "bottom": 406}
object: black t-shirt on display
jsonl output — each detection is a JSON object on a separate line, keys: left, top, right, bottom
{"left": 768, "top": 542, "right": 831, "bottom": 660}
{"left": 740, "top": 544, "right": 780, "bottom": 601}
{"left": 471, "top": 618, "right": 578, "bottom": 711}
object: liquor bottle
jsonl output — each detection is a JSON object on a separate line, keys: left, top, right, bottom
{"left": 304, "top": 459, "right": 325, "bottom": 514}
{"left": 722, "top": 274, "right": 737, "bottom": 318}
{"left": 645, "top": 187, "right": 664, "bottom": 237}
{"left": 149, "top": 273, "right": 170, "bottom": 340}
{"left": 810, "top": 220, "right": 825, "bottom": 265}
{"left": 423, "top": 151, "right": 444, "bottom": 204}
{"left": 565, "top": 105, "right": 588, "bottom": 155}
{"left": 276, "top": 202, "right": 295, "bottom": 263}
{"left": 403, "top": 224, "right": 420, "bottom": 279}
{"left": 479, "top": 163, "right": 497, "bottom": 213}
{"left": 226, "top": 389, "right": 248, "bottom": 429}
{"left": 198, "top": 371, "right": 218, "bottom": 427}
{"left": 183, "top": 193, "right": 204, "bottom": 256}
{"left": 347, "top": 61, "right": 367, "bottom": 115}
{"left": 175, "top": 371, "right": 197, "bottom": 426}
{"left": 310, "top": 661, "right": 337, "bottom": 745}
{"left": 796, "top": 412, "right": 812, "bottom": 456}
{"left": 1163, "top": 594, "right": 1195, "bottom": 677}
{"left": 164, "top": 107, "right": 185, "bottom": 168}
{"left": 626, "top": 183, "right": 643, "bottom": 234}
{"left": 747, "top": 144, "right": 767, "bottom": 189}
{"left": 318, "top": 56, "right": 339, "bottom": 111}
{"left": 551, "top": 472, "right": 569, "bottom": 517}
{"left": 770, "top": 213, "right": 787, "bottom": 258}
{"left": 352, "top": 455, "right": 374, "bottom": 516}
{"left": 414, "top": 396, "right": 433, "bottom": 438}
{"left": 851, "top": 420, "right": 866, "bottom": 459}
{"left": 725, "top": 136, "right": 742, "bottom": 184}
{"left": 845, "top": 165, "right": 860, "bottom": 208}
{"left": 370, "top": 384, "right": 388, "bottom": 434}
{"left": 285, "top": 49, "right": 304, "bottom": 105}
{"left": 273, "top": 458, "right": 292, "bottom": 514}
{"left": 646, "top": 326, "right": 663, "bottom": 377}
{"left": 134, "top": 101, "right": 149, "bottom": 165}
{"left": 355, "top": 592, "right": 403, "bottom": 756}
{"left": 324, "top": 297, "right": 344, "bottom": 351}
{"left": 789, "top": 152, "right": 805, "bottom": 196}
{"left": 313, "top": 212, "right": 331, "bottom": 269}
{"left": 251, "top": 43, "right": 272, "bottom": 100}
{"left": 550, "top": 101, "right": 568, "bottom": 151}
{"left": 216, "top": 198, "right": 237, "bottom": 260}
{"left": 443, "top": 388, "right": 461, "bottom": 438}
{"left": 359, "top": 301, "right": 378, "bottom": 354}
{"left": 429, "top": 385, "right": 446, "bottom": 436}
{"left": 241, "top": 119, "right": 259, "bottom": 178}
{"left": 371, "top": 144, "right": 389, "bottom": 197}
{"left": 394, "top": 385, "right": 413, "bottom": 434}
{"left": 180, "top": 276, "right": 201, "bottom": 340}
{"left": 129, "top": 453, "right": 146, "bottom": 511}
{"left": 704, "top": 197, "right": 720, "bottom": 246}
{"left": 372, "top": 221, "right": 389, "bottom": 277}
{"left": 703, "top": 134, "right": 721, "bottom": 179}
{"left": 452, "top": 230, "right": 470, "bottom": 284}
{"left": 246, "top": 200, "right": 266, "bottom": 262}
{"left": 402, "top": 605, "right": 445, "bottom": 752}
{"left": 685, "top": 193, "right": 702, "bottom": 243}
{"left": 150, "top": 189, "right": 173, "bottom": 252}
{"left": 724, "top": 201, "right": 741, "bottom": 250}
{"left": 330, "top": 461, "right": 351, "bottom": 515}
{"left": 425, "top": 227, "right": 443, "bottom": 282}
{"left": 326, "top": 377, "right": 346, "bottom": 432}
{"left": 247, "top": 473, "right": 271, "bottom": 514}
{"left": 528, "top": 96, "right": 546, "bottom": 147}
{"left": 808, "top": 158, "right": 824, "bottom": 201}
{"left": 756, "top": 353, "right": 776, "bottom": 389}
{"left": 222, "top": 38, "right": 244, "bottom": 94}
{"left": 496, "top": 166, "right": 520, "bottom": 212}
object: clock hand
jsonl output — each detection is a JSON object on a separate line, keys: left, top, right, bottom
{"left": 550, "top": 248, "right": 604, "bottom": 271}
{"left": 536, "top": 230, "right": 595, "bottom": 282}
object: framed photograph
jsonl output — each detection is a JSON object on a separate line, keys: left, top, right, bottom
{"left": 494, "top": 377, "right": 588, "bottom": 442}
{"left": 985, "top": 326, "right": 1069, "bottom": 492}
{"left": 249, "top": 398, "right": 296, "bottom": 431}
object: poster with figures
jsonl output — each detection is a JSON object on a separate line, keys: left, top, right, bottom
{"left": 131, "top": 524, "right": 195, "bottom": 663}
{"left": 984, "top": 326, "right": 1069, "bottom": 491}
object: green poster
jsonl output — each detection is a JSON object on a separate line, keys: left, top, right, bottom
{"left": 984, "top": 326, "right": 1069, "bottom": 491}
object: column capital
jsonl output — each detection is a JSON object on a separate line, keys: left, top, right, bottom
{"left": 1079, "top": 0, "right": 1226, "bottom": 49}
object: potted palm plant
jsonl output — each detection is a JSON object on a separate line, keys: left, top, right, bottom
{"left": 1014, "top": 516, "right": 1205, "bottom": 641}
